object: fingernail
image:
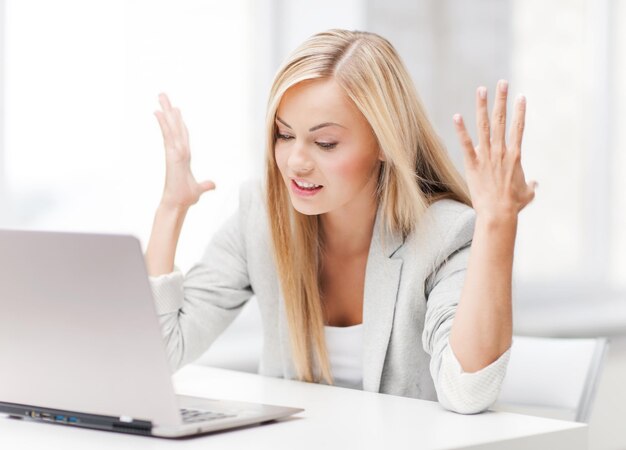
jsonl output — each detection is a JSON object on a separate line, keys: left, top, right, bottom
{"left": 500, "top": 80, "right": 508, "bottom": 93}
{"left": 478, "top": 87, "right": 487, "bottom": 99}
{"left": 453, "top": 113, "right": 462, "bottom": 124}
{"left": 518, "top": 94, "right": 526, "bottom": 104}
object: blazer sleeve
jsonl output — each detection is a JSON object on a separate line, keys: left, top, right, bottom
{"left": 148, "top": 182, "right": 256, "bottom": 372}
{"left": 421, "top": 206, "right": 511, "bottom": 414}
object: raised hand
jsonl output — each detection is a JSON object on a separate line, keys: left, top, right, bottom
{"left": 453, "top": 80, "right": 537, "bottom": 221}
{"left": 154, "top": 93, "right": 215, "bottom": 210}
{"left": 448, "top": 81, "right": 536, "bottom": 373}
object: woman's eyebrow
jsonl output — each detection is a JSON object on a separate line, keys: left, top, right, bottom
{"left": 276, "top": 116, "right": 345, "bottom": 132}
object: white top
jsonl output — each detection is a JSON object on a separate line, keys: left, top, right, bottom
{"left": 324, "top": 324, "right": 364, "bottom": 390}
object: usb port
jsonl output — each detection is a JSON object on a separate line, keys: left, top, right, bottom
{"left": 68, "top": 417, "right": 79, "bottom": 423}
{"left": 55, "top": 415, "right": 66, "bottom": 421}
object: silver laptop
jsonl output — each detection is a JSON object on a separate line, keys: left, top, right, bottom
{"left": 0, "top": 229, "right": 303, "bottom": 438}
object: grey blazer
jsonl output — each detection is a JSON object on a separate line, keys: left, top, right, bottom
{"left": 150, "top": 180, "right": 511, "bottom": 414}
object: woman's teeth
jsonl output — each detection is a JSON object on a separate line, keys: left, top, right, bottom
{"left": 294, "top": 180, "right": 321, "bottom": 189}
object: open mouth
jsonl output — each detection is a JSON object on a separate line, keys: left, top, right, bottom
{"left": 291, "top": 179, "right": 323, "bottom": 196}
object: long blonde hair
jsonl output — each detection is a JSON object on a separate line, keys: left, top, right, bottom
{"left": 264, "top": 29, "right": 470, "bottom": 384}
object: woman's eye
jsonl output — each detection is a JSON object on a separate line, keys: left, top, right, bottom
{"left": 275, "top": 132, "right": 336, "bottom": 149}
{"left": 316, "top": 142, "right": 337, "bottom": 150}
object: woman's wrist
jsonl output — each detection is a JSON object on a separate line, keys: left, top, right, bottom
{"left": 472, "top": 211, "right": 518, "bottom": 259}
{"left": 157, "top": 199, "right": 190, "bottom": 218}
{"left": 474, "top": 208, "right": 518, "bottom": 230}
{"left": 144, "top": 201, "right": 189, "bottom": 277}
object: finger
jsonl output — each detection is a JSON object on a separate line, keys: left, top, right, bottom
{"left": 476, "top": 86, "right": 490, "bottom": 155}
{"left": 173, "top": 108, "right": 188, "bottom": 144}
{"left": 453, "top": 114, "right": 476, "bottom": 167}
{"left": 526, "top": 180, "right": 538, "bottom": 204}
{"left": 508, "top": 94, "right": 526, "bottom": 156}
{"left": 490, "top": 80, "right": 508, "bottom": 151}
{"left": 173, "top": 106, "right": 183, "bottom": 123}
{"left": 158, "top": 93, "right": 179, "bottom": 134}
{"left": 158, "top": 92, "right": 173, "bottom": 111}
{"left": 199, "top": 180, "right": 216, "bottom": 192}
{"left": 154, "top": 110, "right": 173, "bottom": 145}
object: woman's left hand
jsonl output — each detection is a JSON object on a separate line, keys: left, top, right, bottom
{"left": 453, "top": 80, "right": 537, "bottom": 221}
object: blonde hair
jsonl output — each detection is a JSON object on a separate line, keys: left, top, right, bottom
{"left": 264, "top": 29, "right": 471, "bottom": 384}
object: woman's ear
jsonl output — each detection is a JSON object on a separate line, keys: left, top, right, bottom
{"left": 378, "top": 150, "right": 386, "bottom": 162}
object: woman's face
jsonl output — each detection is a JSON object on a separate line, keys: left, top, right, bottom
{"left": 274, "top": 78, "right": 382, "bottom": 216}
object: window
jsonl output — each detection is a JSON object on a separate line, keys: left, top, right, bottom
{"left": 510, "top": 0, "right": 624, "bottom": 294}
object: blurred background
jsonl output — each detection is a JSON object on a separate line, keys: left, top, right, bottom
{"left": 0, "top": 1, "right": 624, "bottom": 448}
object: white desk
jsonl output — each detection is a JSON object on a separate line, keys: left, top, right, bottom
{"left": 0, "top": 364, "right": 587, "bottom": 449}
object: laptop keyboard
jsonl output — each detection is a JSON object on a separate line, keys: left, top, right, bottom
{"left": 180, "top": 408, "right": 236, "bottom": 424}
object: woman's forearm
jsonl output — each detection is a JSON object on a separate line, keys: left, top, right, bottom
{"left": 448, "top": 214, "right": 517, "bottom": 373}
{"left": 144, "top": 203, "right": 189, "bottom": 277}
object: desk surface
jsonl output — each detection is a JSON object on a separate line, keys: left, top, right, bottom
{"left": 0, "top": 364, "right": 587, "bottom": 450}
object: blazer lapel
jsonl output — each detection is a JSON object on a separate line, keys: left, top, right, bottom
{"left": 362, "top": 207, "right": 404, "bottom": 393}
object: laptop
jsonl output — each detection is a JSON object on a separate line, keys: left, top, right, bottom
{"left": 0, "top": 229, "right": 303, "bottom": 438}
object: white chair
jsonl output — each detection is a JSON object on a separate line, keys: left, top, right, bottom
{"left": 491, "top": 335, "right": 609, "bottom": 423}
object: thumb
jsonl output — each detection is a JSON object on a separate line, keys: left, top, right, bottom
{"left": 199, "top": 180, "right": 216, "bottom": 193}
{"left": 526, "top": 180, "right": 538, "bottom": 203}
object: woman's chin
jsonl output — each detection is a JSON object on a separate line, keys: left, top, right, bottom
{"left": 289, "top": 197, "right": 326, "bottom": 216}
{"left": 291, "top": 204, "right": 322, "bottom": 216}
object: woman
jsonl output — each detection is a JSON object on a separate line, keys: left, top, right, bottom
{"left": 146, "top": 29, "right": 536, "bottom": 414}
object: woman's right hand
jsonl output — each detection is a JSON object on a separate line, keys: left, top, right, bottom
{"left": 154, "top": 93, "right": 215, "bottom": 210}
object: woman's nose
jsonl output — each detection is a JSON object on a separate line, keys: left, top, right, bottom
{"left": 287, "top": 143, "right": 315, "bottom": 174}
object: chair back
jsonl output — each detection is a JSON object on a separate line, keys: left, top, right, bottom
{"left": 493, "top": 335, "right": 609, "bottom": 422}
